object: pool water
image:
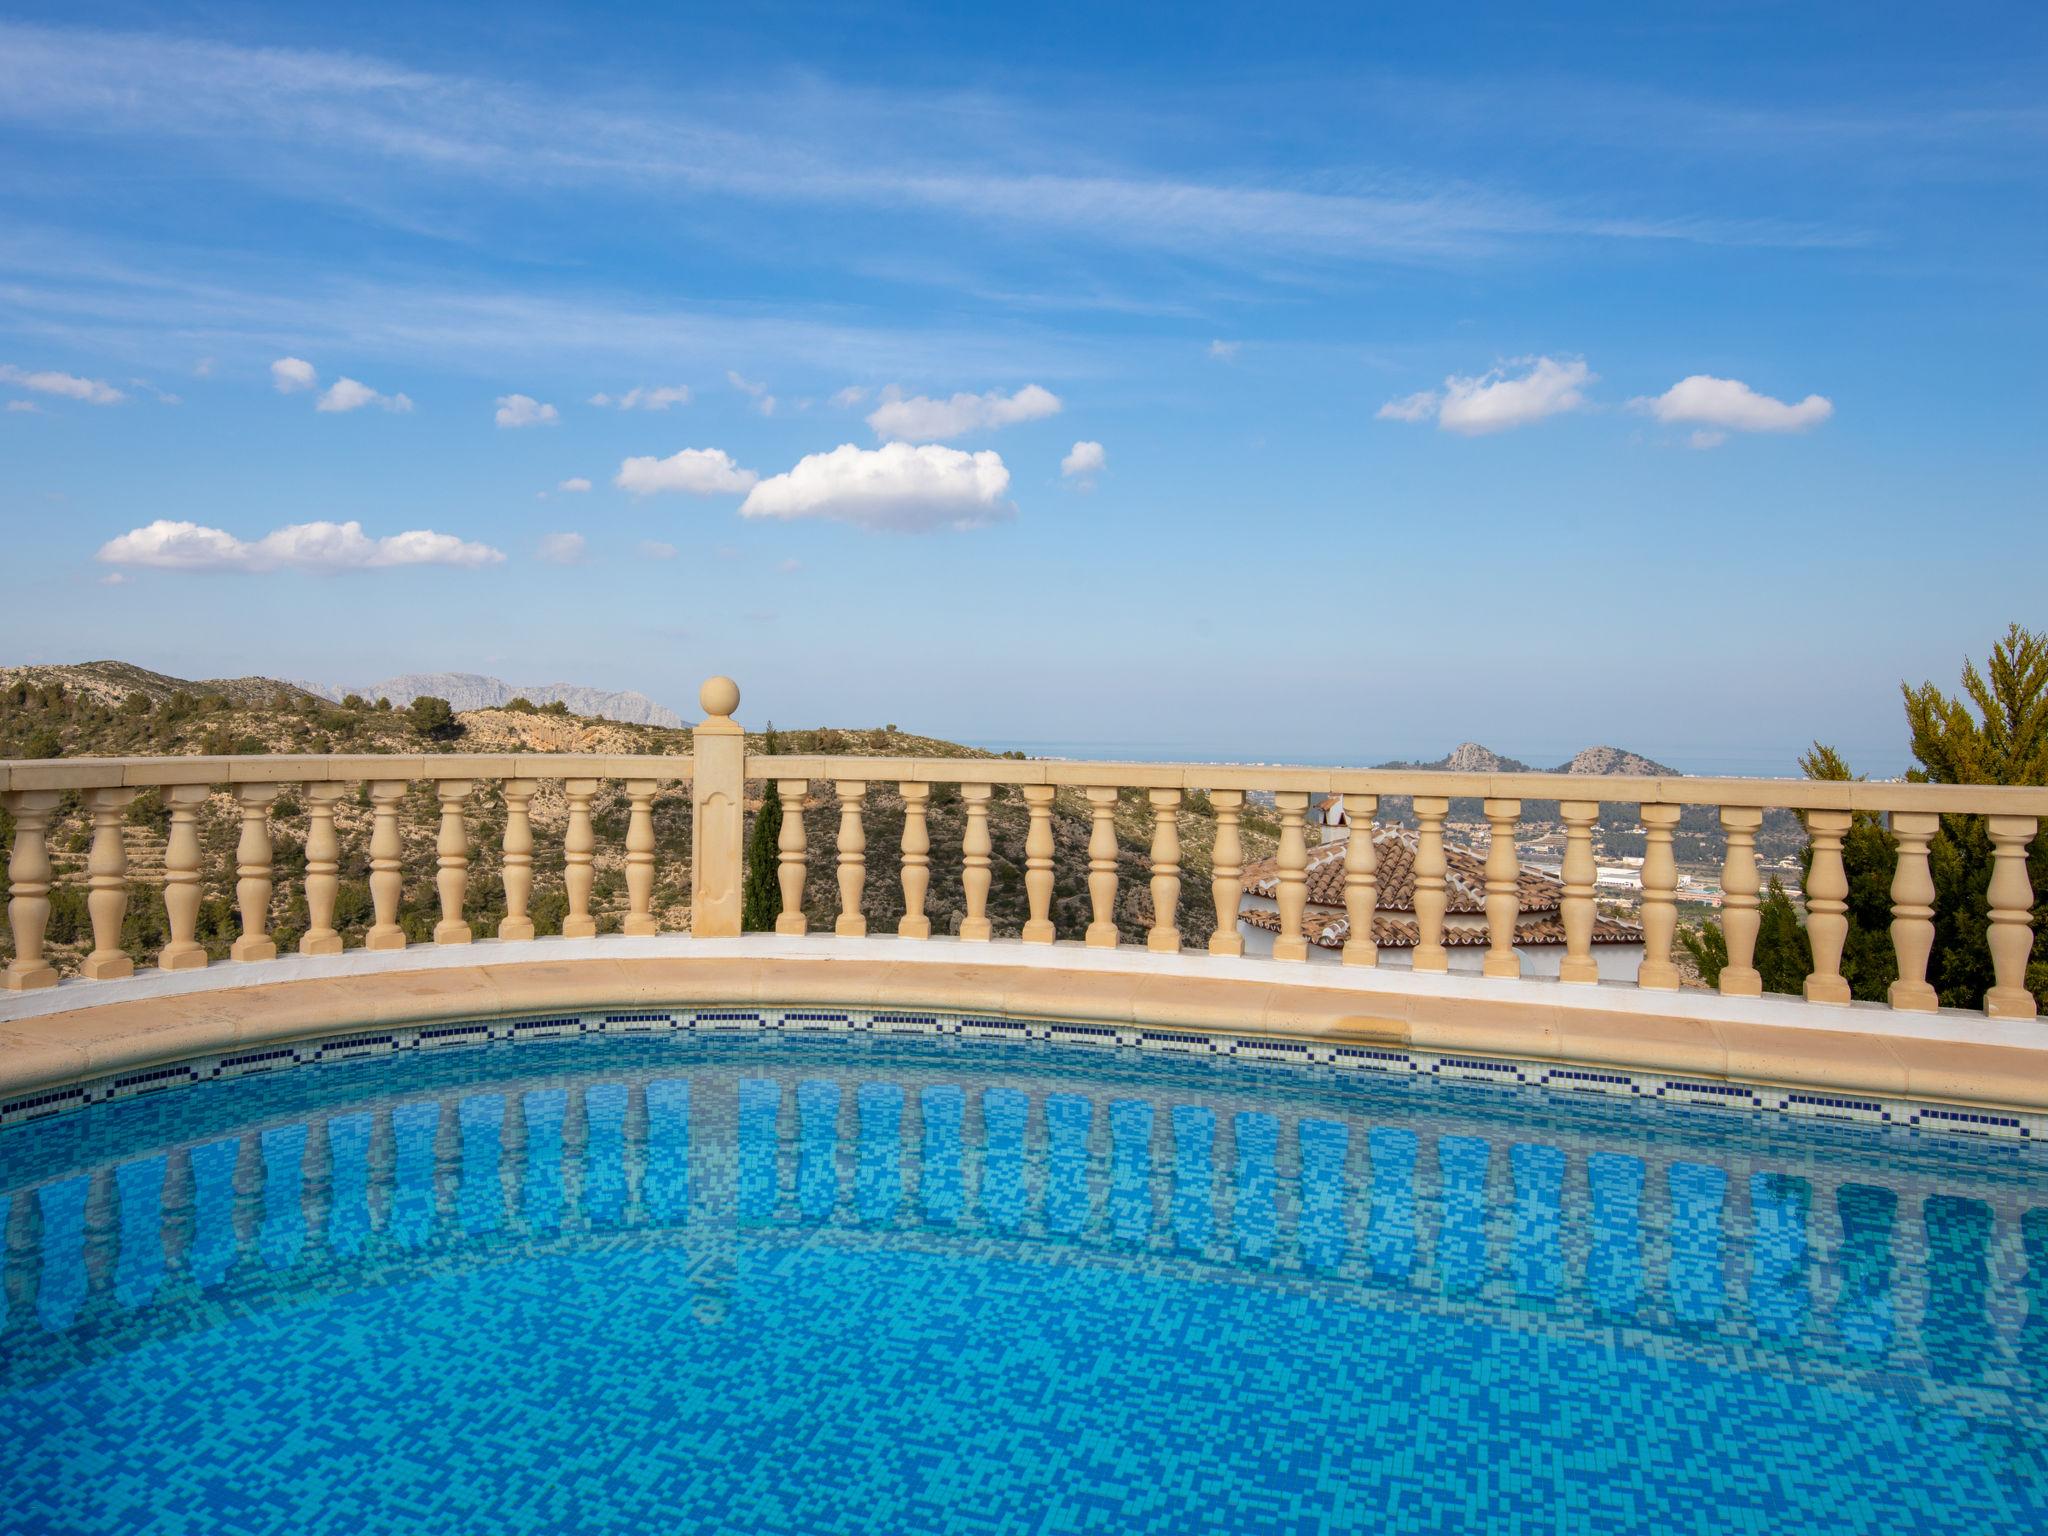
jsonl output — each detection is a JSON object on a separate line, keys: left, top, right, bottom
{"left": 3, "top": 1030, "right": 2045, "bottom": 1535}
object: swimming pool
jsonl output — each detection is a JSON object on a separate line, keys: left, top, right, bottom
{"left": 3, "top": 1025, "right": 2044, "bottom": 1535}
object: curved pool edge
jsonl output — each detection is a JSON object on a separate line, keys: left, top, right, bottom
{"left": 3, "top": 936, "right": 2045, "bottom": 1125}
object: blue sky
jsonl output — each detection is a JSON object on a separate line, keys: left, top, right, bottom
{"left": 1, "top": 3, "right": 2042, "bottom": 772}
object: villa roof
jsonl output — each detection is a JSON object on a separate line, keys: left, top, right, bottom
{"left": 1238, "top": 906, "right": 1643, "bottom": 951}
{"left": 1242, "top": 829, "right": 1564, "bottom": 915}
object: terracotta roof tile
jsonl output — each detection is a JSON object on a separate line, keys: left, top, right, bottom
{"left": 1243, "top": 829, "right": 1563, "bottom": 915}
{"left": 1239, "top": 907, "right": 1642, "bottom": 951}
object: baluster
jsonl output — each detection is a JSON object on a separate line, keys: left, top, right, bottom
{"left": 1986, "top": 815, "right": 2039, "bottom": 1020}
{"left": 1558, "top": 799, "right": 1598, "bottom": 984}
{"left": 1085, "top": 787, "right": 1121, "bottom": 947}
{"left": 299, "top": 783, "right": 345, "bottom": 956}
{"left": 432, "top": 780, "right": 472, "bottom": 945}
{"left": 1022, "top": 785, "right": 1055, "bottom": 943}
{"left": 1717, "top": 806, "right": 1763, "bottom": 995}
{"left": 1207, "top": 789, "right": 1245, "bottom": 957}
{"left": 499, "top": 780, "right": 537, "bottom": 940}
{"left": 365, "top": 780, "right": 408, "bottom": 951}
{"left": 775, "top": 778, "right": 809, "bottom": 935}
{"left": 81, "top": 786, "right": 139, "bottom": 979}
{"left": 561, "top": 778, "right": 598, "bottom": 938}
{"left": 1885, "top": 812, "right": 1939, "bottom": 1011}
{"left": 1148, "top": 788, "right": 1182, "bottom": 952}
{"left": 1482, "top": 798, "right": 1522, "bottom": 978}
{"left": 960, "top": 784, "right": 993, "bottom": 941}
{"left": 898, "top": 782, "right": 931, "bottom": 938}
{"left": 160, "top": 783, "right": 213, "bottom": 969}
{"left": 1272, "top": 790, "right": 1309, "bottom": 962}
{"left": 833, "top": 781, "right": 867, "bottom": 937}
{"left": 1412, "top": 795, "right": 1450, "bottom": 973}
{"left": 1637, "top": 803, "right": 1681, "bottom": 989}
{"left": 230, "top": 784, "right": 280, "bottom": 963}
{"left": 1801, "top": 809, "right": 1851, "bottom": 1003}
{"left": 2, "top": 790, "right": 60, "bottom": 990}
{"left": 1342, "top": 793, "right": 1378, "bottom": 967}
{"left": 622, "top": 779, "right": 658, "bottom": 936}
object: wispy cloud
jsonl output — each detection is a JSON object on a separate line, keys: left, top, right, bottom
{"left": 590, "top": 384, "right": 691, "bottom": 410}
{"left": 494, "top": 392, "right": 558, "bottom": 427}
{"left": 727, "top": 370, "right": 776, "bottom": 416}
{"left": 97, "top": 519, "right": 502, "bottom": 571}
{"left": 1378, "top": 356, "right": 1594, "bottom": 435}
{"left": 536, "top": 531, "right": 586, "bottom": 565}
{"left": 0, "top": 362, "right": 124, "bottom": 404}
{"left": 318, "top": 376, "right": 412, "bottom": 413}
{"left": 270, "top": 356, "right": 316, "bottom": 393}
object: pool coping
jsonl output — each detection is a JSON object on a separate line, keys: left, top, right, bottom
{"left": 2, "top": 936, "right": 2045, "bottom": 1128}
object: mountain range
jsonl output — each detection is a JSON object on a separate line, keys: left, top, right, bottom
{"left": 1375, "top": 742, "right": 1680, "bottom": 776}
{"left": 293, "top": 672, "right": 684, "bottom": 728}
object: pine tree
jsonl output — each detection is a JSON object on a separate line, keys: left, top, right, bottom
{"left": 742, "top": 724, "right": 784, "bottom": 932}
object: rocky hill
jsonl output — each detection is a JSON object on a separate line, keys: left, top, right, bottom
{"left": 1553, "top": 745, "right": 1679, "bottom": 777}
{"left": 295, "top": 672, "right": 683, "bottom": 728}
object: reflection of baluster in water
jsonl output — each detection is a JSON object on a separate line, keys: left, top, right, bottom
{"left": 4, "top": 1190, "right": 37, "bottom": 1332}
{"left": 1043, "top": 1094, "right": 1093, "bottom": 1238}
{"left": 1367, "top": 1127, "right": 1418, "bottom": 1281}
{"left": 521, "top": 1090, "right": 568, "bottom": 1232}
{"left": 160, "top": 1148, "right": 195, "bottom": 1289}
{"left": 1169, "top": 1105, "right": 1216, "bottom": 1255}
{"left": 2019, "top": 1209, "right": 2048, "bottom": 1394}
{"left": 1435, "top": 1136, "right": 1491, "bottom": 1296}
{"left": 1231, "top": 1112, "right": 1279, "bottom": 1265}
{"left": 855, "top": 1082, "right": 904, "bottom": 1224}
{"left": 1747, "top": 1173, "right": 1811, "bottom": 1340}
{"left": 432, "top": 1101, "right": 462, "bottom": 1229}
{"left": 583, "top": 1084, "right": 630, "bottom": 1228}
{"left": 188, "top": 1138, "right": 240, "bottom": 1290}
{"left": 1923, "top": 1194, "right": 1995, "bottom": 1382}
{"left": 82, "top": 1168, "right": 118, "bottom": 1309}
{"left": 457, "top": 1095, "right": 507, "bottom": 1236}
{"left": 326, "top": 1113, "right": 374, "bottom": 1259}
{"left": 1833, "top": 1184, "right": 1897, "bottom": 1356}
{"left": 795, "top": 1080, "right": 842, "bottom": 1223}
{"left": 919, "top": 1085, "right": 965, "bottom": 1227}
{"left": 499, "top": 1093, "right": 527, "bottom": 1230}
{"left": 738, "top": 1079, "right": 783, "bottom": 1226}
{"left": 389, "top": 1102, "right": 442, "bottom": 1250}
{"left": 301, "top": 1119, "right": 333, "bottom": 1258}
{"left": 260, "top": 1124, "right": 309, "bottom": 1271}
{"left": 623, "top": 1082, "right": 649, "bottom": 1225}
{"left": 1108, "top": 1099, "right": 1155, "bottom": 1245}
{"left": 366, "top": 1109, "right": 395, "bottom": 1237}
{"left": 1665, "top": 1161, "right": 1726, "bottom": 1325}
{"left": 36, "top": 1176, "right": 89, "bottom": 1332}
{"left": 1587, "top": 1153, "right": 1645, "bottom": 1318}
{"left": 114, "top": 1155, "right": 169, "bottom": 1311}
{"left": 231, "top": 1131, "right": 266, "bottom": 1275}
{"left": 644, "top": 1080, "right": 692, "bottom": 1227}
{"left": 1296, "top": 1119, "right": 1349, "bottom": 1272}
{"left": 981, "top": 1089, "right": 1029, "bottom": 1234}
{"left": 1510, "top": 1143, "right": 1565, "bottom": 1301}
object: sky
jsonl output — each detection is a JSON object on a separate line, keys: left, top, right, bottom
{"left": 1, "top": 3, "right": 2043, "bottom": 774}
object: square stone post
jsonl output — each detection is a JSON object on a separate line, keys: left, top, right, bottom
{"left": 690, "top": 677, "right": 745, "bottom": 937}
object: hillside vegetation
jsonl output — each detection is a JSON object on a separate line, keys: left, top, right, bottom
{"left": 0, "top": 664, "right": 1278, "bottom": 977}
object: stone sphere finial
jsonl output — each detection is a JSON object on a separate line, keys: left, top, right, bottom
{"left": 699, "top": 676, "right": 740, "bottom": 720}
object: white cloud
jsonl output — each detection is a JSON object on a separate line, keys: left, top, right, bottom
{"left": 1208, "top": 340, "right": 1240, "bottom": 362}
{"left": 592, "top": 384, "right": 692, "bottom": 411}
{"left": 638, "top": 539, "right": 679, "bottom": 560}
{"left": 739, "top": 442, "right": 1012, "bottom": 533}
{"left": 727, "top": 370, "right": 776, "bottom": 416}
{"left": 193, "top": 357, "right": 216, "bottom": 378}
{"left": 615, "top": 446, "right": 759, "bottom": 497}
{"left": 1375, "top": 389, "right": 1440, "bottom": 423}
{"left": 537, "top": 531, "right": 586, "bottom": 565}
{"left": 6, "top": 399, "right": 41, "bottom": 413}
{"left": 1379, "top": 356, "right": 1593, "bottom": 435}
{"left": 270, "top": 356, "right": 317, "bottom": 393}
{"left": 829, "top": 385, "right": 868, "bottom": 409}
{"left": 1061, "top": 440, "right": 1106, "bottom": 477}
{"left": 495, "top": 392, "right": 559, "bottom": 428}
{"left": 96, "top": 519, "right": 503, "bottom": 572}
{"left": 865, "top": 383, "right": 1061, "bottom": 442}
{"left": 317, "top": 376, "right": 412, "bottom": 413}
{"left": 1689, "top": 429, "right": 1728, "bottom": 450}
{"left": 99, "top": 571, "right": 128, "bottom": 585}
{"left": 0, "top": 363, "right": 124, "bottom": 404}
{"left": 1634, "top": 374, "right": 1834, "bottom": 434}
{"left": 558, "top": 476, "right": 592, "bottom": 492}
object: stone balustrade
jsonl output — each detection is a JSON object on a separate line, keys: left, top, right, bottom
{"left": 4, "top": 677, "right": 2044, "bottom": 1022}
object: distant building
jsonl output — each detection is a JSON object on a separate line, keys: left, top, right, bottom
{"left": 1238, "top": 824, "right": 1645, "bottom": 978}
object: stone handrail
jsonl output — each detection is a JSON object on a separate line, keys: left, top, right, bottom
{"left": 2, "top": 676, "right": 2040, "bottom": 1021}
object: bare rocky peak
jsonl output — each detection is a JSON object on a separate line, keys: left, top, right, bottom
{"left": 1376, "top": 742, "right": 1534, "bottom": 773}
{"left": 1552, "top": 744, "right": 1680, "bottom": 777}
{"left": 296, "top": 672, "right": 684, "bottom": 728}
